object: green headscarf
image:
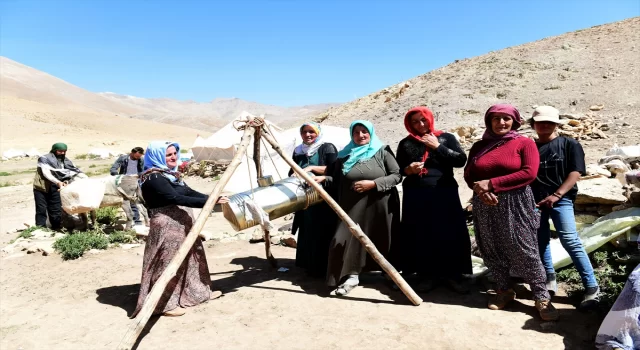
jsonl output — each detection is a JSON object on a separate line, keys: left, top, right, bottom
{"left": 337, "top": 120, "right": 384, "bottom": 175}
{"left": 50, "top": 143, "right": 68, "bottom": 153}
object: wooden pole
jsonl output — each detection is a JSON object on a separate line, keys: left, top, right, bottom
{"left": 117, "top": 125, "right": 256, "bottom": 350}
{"left": 252, "top": 126, "right": 277, "bottom": 267}
{"left": 260, "top": 128, "right": 422, "bottom": 306}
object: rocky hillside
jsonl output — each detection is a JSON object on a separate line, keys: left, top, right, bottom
{"left": 315, "top": 17, "right": 640, "bottom": 160}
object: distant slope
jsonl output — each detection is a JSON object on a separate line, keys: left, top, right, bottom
{"left": 316, "top": 17, "right": 640, "bottom": 151}
{"left": 0, "top": 56, "right": 338, "bottom": 133}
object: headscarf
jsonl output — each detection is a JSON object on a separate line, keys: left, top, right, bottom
{"left": 337, "top": 120, "right": 384, "bottom": 175}
{"left": 141, "top": 141, "right": 182, "bottom": 184}
{"left": 404, "top": 107, "right": 443, "bottom": 176}
{"left": 50, "top": 142, "right": 68, "bottom": 160}
{"left": 50, "top": 143, "right": 68, "bottom": 152}
{"left": 472, "top": 104, "right": 523, "bottom": 163}
{"left": 293, "top": 122, "right": 325, "bottom": 157}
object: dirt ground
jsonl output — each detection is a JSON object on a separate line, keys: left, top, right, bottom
{"left": 0, "top": 160, "right": 603, "bottom": 350}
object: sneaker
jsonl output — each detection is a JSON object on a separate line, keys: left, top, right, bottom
{"left": 535, "top": 299, "right": 559, "bottom": 321}
{"left": 580, "top": 286, "right": 600, "bottom": 309}
{"left": 488, "top": 289, "right": 516, "bottom": 310}
{"left": 546, "top": 273, "right": 558, "bottom": 296}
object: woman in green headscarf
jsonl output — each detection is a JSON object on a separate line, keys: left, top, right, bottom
{"left": 317, "top": 120, "right": 402, "bottom": 296}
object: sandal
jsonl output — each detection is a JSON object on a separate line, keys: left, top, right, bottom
{"left": 335, "top": 282, "right": 358, "bottom": 296}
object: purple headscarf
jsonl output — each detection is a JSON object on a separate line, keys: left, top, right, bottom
{"left": 472, "top": 104, "right": 523, "bottom": 162}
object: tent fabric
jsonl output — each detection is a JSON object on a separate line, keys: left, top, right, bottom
{"left": 470, "top": 207, "right": 640, "bottom": 278}
{"left": 190, "top": 112, "right": 352, "bottom": 194}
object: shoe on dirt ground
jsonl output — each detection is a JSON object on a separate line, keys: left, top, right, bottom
{"left": 447, "top": 278, "right": 471, "bottom": 294}
{"left": 488, "top": 289, "right": 516, "bottom": 310}
{"left": 163, "top": 307, "right": 186, "bottom": 317}
{"left": 535, "top": 299, "right": 559, "bottom": 321}
{"left": 579, "top": 286, "right": 600, "bottom": 309}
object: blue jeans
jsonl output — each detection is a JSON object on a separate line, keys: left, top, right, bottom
{"left": 537, "top": 197, "right": 598, "bottom": 288}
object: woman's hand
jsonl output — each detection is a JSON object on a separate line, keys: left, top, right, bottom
{"left": 313, "top": 176, "right": 326, "bottom": 183}
{"left": 421, "top": 134, "right": 440, "bottom": 150}
{"left": 352, "top": 180, "right": 376, "bottom": 193}
{"left": 405, "top": 162, "right": 424, "bottom": 175}
{"left": 473, "top": 180, "right": 492, "bottom": 195}
{"left": 301, "top": 166, "right": 317, "bottom": 174}
{"left": 480, "top": 192, "right": 499, "bottom": 206}
{"left": 216, "top": 196, "right": 229, "bottom": 204}
{"left": 537, "top": 195, "right": 560, "bottom": 209}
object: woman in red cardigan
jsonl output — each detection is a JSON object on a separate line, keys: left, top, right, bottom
{"left": 464, "top": 104, "right": 558, "bottom": 321}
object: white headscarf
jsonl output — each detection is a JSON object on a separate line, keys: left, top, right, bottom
{"left": 294, "top": 122, "right": 325, "bottom": 157}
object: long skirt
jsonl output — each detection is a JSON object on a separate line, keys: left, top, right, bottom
{"left": 132, "top": 205, "right": 211, "bottom": 317}
{"left": 396, "top": 186, "right": 472, "bottom": 278}
{"left": 326, "top": 188, "right": 401, "bottom": 287}
{"left": 293, "top": 201, "right": 337, "bottom": 278}
{"left": 472, "top": 186, "right": 549, "bottom": 301}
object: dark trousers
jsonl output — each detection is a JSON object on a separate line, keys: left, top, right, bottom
{"left": 34, "top": 185, "right": 62, "bottom": 230}
{"left": 130, "top": 201, "right": 141, "bottom": 224}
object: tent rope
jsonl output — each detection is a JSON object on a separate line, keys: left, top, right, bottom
{"left": 260, "top": 137, "right": 282, "bottom": 181}
{"left": 244, "top": 147, "right": 255, "bottom": 199}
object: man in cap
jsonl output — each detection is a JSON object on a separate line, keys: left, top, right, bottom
{"left": 33, "top": 143, "right": 85, "bottom": 230}
{"left": 110, "top": 146, "right": 145, "bottom": 225}
{"left": 529, "top": 106, "right": 599, "bottom": 308}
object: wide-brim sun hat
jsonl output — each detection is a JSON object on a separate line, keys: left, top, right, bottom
{"left": 528, "top": 105, "right": 567, "bottom": 124}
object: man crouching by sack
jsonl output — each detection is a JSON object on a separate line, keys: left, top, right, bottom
{"left": 33, "top": 142, "right": 87, "bottom": 231}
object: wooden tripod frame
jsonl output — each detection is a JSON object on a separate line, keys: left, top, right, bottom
{"left": 117, "top": 118, "right": 421, "bottom": 350}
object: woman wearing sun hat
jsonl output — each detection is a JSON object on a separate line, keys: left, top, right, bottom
{"left": 529, "top": 105, "right": 599, "bottom": 309}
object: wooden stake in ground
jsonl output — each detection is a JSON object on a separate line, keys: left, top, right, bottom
{"left": 117, "top": 124, "right": 256, "bottom": 350}
{"left": 252, "top": 126, "right": 277, "bottom": 267}
{"left": 260, "top": 128, "right": 422, "bottom": 306}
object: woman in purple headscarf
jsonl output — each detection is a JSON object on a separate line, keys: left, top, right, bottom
{"left": 464, "top": 104, "right": 558, "bottom": 321}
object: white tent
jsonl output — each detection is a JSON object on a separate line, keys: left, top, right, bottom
{"left": 25, "top": 148, "right": 41, "bottom": 158}
{"left": 2, "top": 149, "right": 26, "bottom": 159}
{"left": 191, "top": 112, "right": 284, "bottom": 163}
{"left": 191, "top": 112, "right": 351, "bottom": 194}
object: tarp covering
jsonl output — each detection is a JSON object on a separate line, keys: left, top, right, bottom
{"left": 596, "top": 263, "right": 640, "bottom": 349}
{"left": 471, "top": 207, "right": 640, "bottom": 277}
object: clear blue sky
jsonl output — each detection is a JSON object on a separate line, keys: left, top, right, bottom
{"left": 1, "top": 0, "right": 638, "bottom": 106}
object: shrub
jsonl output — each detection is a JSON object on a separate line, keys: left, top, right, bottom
{"left": 557, "top": 244, "right": 636, "bottom": 314}
{"left": 9, "top": 226, "right": 49, "bottom": 243}
{"left": 96, "top": 207, "right": 120, "bottom": 225}
{"left": 0, "top": 172, "right": 11, "bottom": 176}
{"left": 75, "top": 154, "right": 100, "bottom": 160}
{"left": 108, "top": 230, "right": 137, "bottom": 244}
{"left": 53, "top": 230, "right": 109, "bottom": 260}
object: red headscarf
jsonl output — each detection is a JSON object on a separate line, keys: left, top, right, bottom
{"left": 404, "top": 106, "right": 443, "bottom": 176}
{"left": 471, "top": 104, "right": 523, "bottom": 163}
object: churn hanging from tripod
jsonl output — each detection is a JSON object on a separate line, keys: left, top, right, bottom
{"left": 221, "top": 175, "right": 324, "bottom": 231}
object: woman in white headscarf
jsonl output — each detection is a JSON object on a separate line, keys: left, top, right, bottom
{"left": 289, "top": 122, "right": 338, "bottom": 278}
